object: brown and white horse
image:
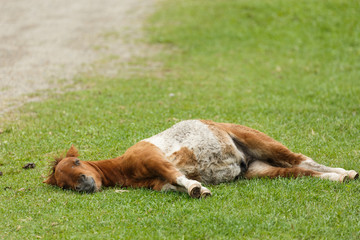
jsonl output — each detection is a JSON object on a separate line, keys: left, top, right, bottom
{"left": 44, "top": 120, "right": 358, "bottom": 198}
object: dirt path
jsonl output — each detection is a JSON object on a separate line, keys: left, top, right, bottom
{"left": 0, "top": 0, "right": 156, "bottom": 115}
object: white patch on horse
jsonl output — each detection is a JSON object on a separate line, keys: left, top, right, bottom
{"left": 299, "top": 158, "right": 348, "bottom": 174}
{"left": 143, "top": 120, "right": 245, "bottom": 184}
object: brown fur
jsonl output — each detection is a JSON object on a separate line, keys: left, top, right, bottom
{"left": 44, "top": 145, "right": 80, "bottom": 186}
{"left": 169, "top": 147, "right": 201, "bottom": 181}
{"left": 205, "top": 123, "right": 238, "bottom": 156}
{"left": 201, "top": 120, "right": 305, "bottom": 166}
{"left": 244, "top": 162, "right": 321, "bottom": 179}
{"left": 44, "top": 120, "right": 358, "bottom": 196}
{"left": 45, "top": 141, "right": 183, "bottom": 191}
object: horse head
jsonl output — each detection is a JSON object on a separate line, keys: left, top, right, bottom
{"left": 43, "top": 145, "right": 102, "bottom": 193}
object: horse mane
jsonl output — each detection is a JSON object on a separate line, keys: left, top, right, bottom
{"left": 46, "top": 155, "right": 64, "bottom": 178}
{"left": 45, "top": 145, "right": 79, "bottom": 183}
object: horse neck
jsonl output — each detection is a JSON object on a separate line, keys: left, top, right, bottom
{"left": 86, "top": 156, "right": 126, "bottom": 187}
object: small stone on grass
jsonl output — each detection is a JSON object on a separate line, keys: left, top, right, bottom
{"left": 23, "top": 163, "right": 36, "bottom": 169}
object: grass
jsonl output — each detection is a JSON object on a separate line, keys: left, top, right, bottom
{"left": 1, "top": 0, "right": 360, "bottom": 239}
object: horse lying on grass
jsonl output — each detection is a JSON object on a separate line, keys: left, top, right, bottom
{"left": 44, "top": 120, "right": 358, "bottom": 198}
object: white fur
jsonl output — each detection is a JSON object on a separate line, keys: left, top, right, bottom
{"left": 144, "top": 120, "right": 244, "bottom": 184}
{"left": 161, "top": 183, "right": 180, "bottom": 192}
{"left": 299, "top": 158, "right": 349, "bottom": 175}
{"left": 319, "top": 173, "right": 345, "bottom": 182}
{"left": 161, "top": 182, "right": 212, "bottom": 197}
{"left": 176, "top": 176, "right": 200, "bottom": 189}
{"left": 246, "top": 161, "right": 272, "bottom": 174}
{"left": 298, "top": 158, "right": 358, "bottom": 180}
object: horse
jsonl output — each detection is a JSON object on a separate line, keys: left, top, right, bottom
{"left": 44, "top": 120, "right": 358, "bottom": 198}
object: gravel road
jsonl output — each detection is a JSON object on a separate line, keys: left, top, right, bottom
{"left": 0, "top": 0, "right": 155, "bottom": 115}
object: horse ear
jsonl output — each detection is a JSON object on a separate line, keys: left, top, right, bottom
{"left": 43, "top": 174, "right": 57, "bottom": 185}
{"left": 66, "top": 145, "right": 79, "bottom": 158}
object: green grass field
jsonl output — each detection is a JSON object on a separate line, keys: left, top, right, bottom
{"left": 1, "top": 0, "right": 360, "bottom": 239}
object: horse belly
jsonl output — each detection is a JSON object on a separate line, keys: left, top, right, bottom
{"left": 165, "top": 147, "right": 241, "bottom": 184}
{"left": 197, "top": 157, "right": 242, "bottom": 185}
{"left": 144, "top": 120, "right": 244, "bottom": 185}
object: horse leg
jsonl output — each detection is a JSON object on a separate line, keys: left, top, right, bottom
{"left": 124, "top": 141, "right": 211, "bottom": 198}
{"left": 245, "top": 161, "right": 349, "bottom": 182}
{"left": 159, "top": 183, "right": 211, "bottom": 198}
{"left": 140, "top": 150, "right": 211, "bottom": 198}
{"left": 150, "top": 169, "right": 212, "bottom": 198}
{"left": 219, "top": 122, "right": 307, "bottom": 167}
{"left": 296, "top": 158, "right": 358, "bottom": 180}
{"left": 216, "top": 122, "right": 358, "bottom": 180}
{"left": 154, "top": 160, "right": 211, "bottom": 198}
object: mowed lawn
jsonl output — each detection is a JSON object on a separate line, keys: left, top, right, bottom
{"left": 1, "top": 0, "right": 360, "bottom": 239}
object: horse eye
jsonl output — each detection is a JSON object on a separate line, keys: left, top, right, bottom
{"left": 74, "top": 159, "right": 80, "bottom": 166}
{"left": 79, "top": 174, "right": 86, "bottom": 181}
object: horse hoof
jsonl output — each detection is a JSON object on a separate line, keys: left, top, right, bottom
{"left": 188, "top": 184, "right": 201, "bottom": 198}
{"left": 201, "top": 190, "right": 212, "bottom": 198}
{"left": 348, "top": 170, "right": 359, "bottom": 180}
{"left": 354, "top": 173, "right": 359, "bottom": 180}
{"left": 340, "top": 174, "right": 350, "bottom": 183}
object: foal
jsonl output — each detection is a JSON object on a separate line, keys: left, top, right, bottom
{"left": 44, "top": 120, "right": 358, "bottom": 198}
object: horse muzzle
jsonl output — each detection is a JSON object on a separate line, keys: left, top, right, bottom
{"left": 75, "top": 175, "right": 97, "bottom": 193}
